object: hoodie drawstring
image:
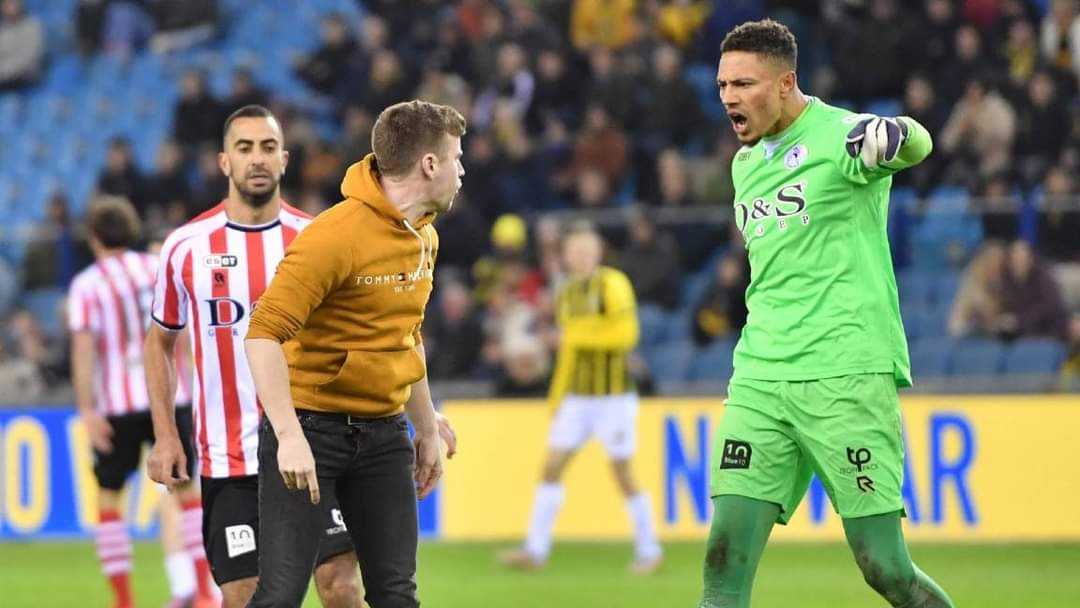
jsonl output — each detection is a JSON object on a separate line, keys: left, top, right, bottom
{"left": 402, "top": 219, "right": 428, "bottom": 277}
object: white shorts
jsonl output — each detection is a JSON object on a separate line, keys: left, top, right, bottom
{"left": 548, "top": 393, "right": 639, "bottom": 460}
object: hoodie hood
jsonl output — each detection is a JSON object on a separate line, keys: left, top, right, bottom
{"left": 340, "top": 154, "right": 435, "bottom": 229}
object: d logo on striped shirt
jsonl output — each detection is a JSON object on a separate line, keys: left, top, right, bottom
{"left": 206, "top": 297, "right": 247, "bottom": 327}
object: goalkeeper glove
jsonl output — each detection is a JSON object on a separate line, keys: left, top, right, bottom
{"left": 845, "top": 116, "right": 909, "bottom": 169}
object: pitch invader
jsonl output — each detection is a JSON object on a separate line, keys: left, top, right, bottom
{"left": 500, "top": 222, "right": 662, "bottom": 574}
{"left": 144, "top": 106, "right": 363, "bottom": 608}
{"left": 68, "top": 197, "right": 216, "bottom": 608}
{"left": 701, "top": 20, "right": 953, "bottom": 607}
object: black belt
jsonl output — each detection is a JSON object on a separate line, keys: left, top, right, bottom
{"left": 295, "top": 409, "right": 404, "bottom": 428}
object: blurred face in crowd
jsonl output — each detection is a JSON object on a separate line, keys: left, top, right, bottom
{"left": 1, "top": 0, "right": 22, "bottom": 21}
{"left": 1044, "top": 167, "right": 1074, "bottom": 195}
{"left": 107, "top": 141, "right": 132, "bottom": 172}
{"left": 180, "top": 72, "right": 204, "bottom": 99}
{"left": 1007, "top": 17, "right": 1035, "bottom": 50}
{"left": 654, "top": 45, "right": 681, "bottom": 81}
{"left": 322, "top": 17, "right": 348, "bottom": 47}
{"left": 976, "top": 242, "right": 1007, "bottom": 283}
{"left": 1029, "top": 72, "right": 1056, "bottom": 107}
{"left": 219, "top": 116, "right": 288, "bottom": 208}
{"left": 956, "top": 26, "right": 981, "bottom": 61}
{"left": 659, "top": 148, "right": 688, "bottom": 202}
{"left": 1052, "top": 0, "right": 1078, "bottom": 24}
{"left": 576, "top": 169, "right": 610, "bottom": 207}
{"left": 589, "top": 47, "right": 615, "bottom": 79}
{"left": 717, "top": 51, "right": 797, "bottom": 145}
{"left": 439, "top": 280, "right": 471, "bottom": 321}
{"left": 584, "top": 104, "right": 610, "bottom": 132}
{"left": 371, "top": 50, "right": 402, "bottom": 87}
{"left": 1009, "top": 241, "right": 1035, "bottom": 280}
{"left": 563, "top": 230, "right": 603, "bottom": 278}
{"left": 719, "top": 255, "right": 743, "bottom": 286}
{"left": 905, "top": 76, "right": 934, "bottom": 113}
{"left": 870, "top": 0, "right": 897, "bottom": 21}
{"left": 630, "top": 214, "right": 655, "bottom": 245}
{"left": 425, "top": 134, "right": 464, "bottom": 213}
{"left": 361, "top": 15, "right": 387, "bottom": 51}
{"left": 157, "top": 141, "right": 182, "bottom": 173}
{"left": 537, "top": 50, "right": 564, "bottom": 81}
{"left": 927, "top": 0, "right": 953, "bottom": 24}
{"left": 497, "top": 43, "right": 526, "bottom": 79}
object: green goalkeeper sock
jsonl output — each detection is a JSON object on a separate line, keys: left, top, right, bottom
{"left": 842, "top": 512, "right": 955, "bottom": 607}
{"left": 700, "top": 496, "right": 780, "bottom": 608}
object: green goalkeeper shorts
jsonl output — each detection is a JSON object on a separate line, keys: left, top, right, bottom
{"left": 710, "top": 373, "right": 905, "bottom": 524}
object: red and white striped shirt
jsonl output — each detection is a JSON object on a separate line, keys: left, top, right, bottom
{"left": 67, "top": 251, "right": 194, "bottom": 416}
{"left": 152, "top": 202, "right": 312, "bottom": 478}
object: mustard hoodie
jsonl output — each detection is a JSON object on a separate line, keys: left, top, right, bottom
{"left": 246, "top": 154, "right": 439, "bottom": 417}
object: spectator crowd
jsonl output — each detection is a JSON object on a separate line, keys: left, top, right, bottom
{"left": 1, "top": 0, "right": 1080, "bottom": 399}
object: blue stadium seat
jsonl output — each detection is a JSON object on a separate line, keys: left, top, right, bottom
{"left": 1003, "top": 338, "right": 1067, "bottom": 374}
{"left": 898, "top": 270, "right": 935, "bottom": 309}
{"left": 679, "top": 270, "right": 712, "bottom": 310}
{"left": 889, "top": 186, "right": 917, "bottom": 211}
{"left": 950, "top": 338, "right": 1005, "bottom": 376}
{"left": 909, "top": 337, "right": 953, "bottom": 379}
{"left": 864, "top": 98, "right": 903, "bottom": 118}
{"left": 637, "top": 304, "right": 669, "bottom": 347}
{"left": 935, "top": 273, "right": 961, "bottom": 308}
{"left": 664, "top": 310, "right": 692, "bottom": 343}
{"left": 20, "top": 289, "right": 67, "bottom": 338}
{"left": 644, "top": 340, "right": 694, "bottom": 383}
{"left": 902, "top": 309, "right": 932, "bottom": 341}
{"left": 684, "top": 63, "right": 726, "bottom": 123}
{"left": 689, "top": 339, "right": 735, "bottom": 382}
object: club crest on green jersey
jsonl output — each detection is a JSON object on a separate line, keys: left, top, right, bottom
{"left": 734, "top": 181, "right": 809, "bottom": 239}
{"left": 783, "top": 144, "right": 807, "bottom": 169}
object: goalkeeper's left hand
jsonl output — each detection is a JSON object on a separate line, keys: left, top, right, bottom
{"left": 845, "top": 116, "right": 909, "bottom": 169}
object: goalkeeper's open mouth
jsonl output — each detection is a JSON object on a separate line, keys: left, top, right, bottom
{"left": 728, "top": 111, "right": 749, "bottom": 136}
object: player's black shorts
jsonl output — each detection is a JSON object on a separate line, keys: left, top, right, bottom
{"left": 200, "top": 474, "right": 354, "bottom": 585}
{"left": 93, "top": 406, "right": 196, "bottom": 491}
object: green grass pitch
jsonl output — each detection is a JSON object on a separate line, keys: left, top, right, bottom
{"left": 3, "top": 541, "right": 1078, "bottom": 606}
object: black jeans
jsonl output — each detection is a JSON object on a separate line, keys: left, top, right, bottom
{"left": 247, "top": 411, "right": 419, "bottom": 608}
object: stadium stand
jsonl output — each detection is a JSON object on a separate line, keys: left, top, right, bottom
{"left": 0, "top": 0, "right": 1078, "bottom": 401}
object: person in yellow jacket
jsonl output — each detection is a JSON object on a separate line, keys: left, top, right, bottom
{"left": 499, "top": 221, "right": 662, "bottom": 574}
{"left": 243, "top": 100, "right": 465, "bottom": 608}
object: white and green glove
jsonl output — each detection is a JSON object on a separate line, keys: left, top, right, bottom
{"left": 845, "top": 116, "right": 909, "bottom": 169}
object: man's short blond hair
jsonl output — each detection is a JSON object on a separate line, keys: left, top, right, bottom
{"left": 371, "top": 100, "right": 467, "bottom": 177}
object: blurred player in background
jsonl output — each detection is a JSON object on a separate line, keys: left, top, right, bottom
{"left": 500, "top": 221, "right": 662, "bottom": 574}
{"left": 68, "top": 197, "right": 214, "bottom": 608}
{"left": 144, "top": 105, "right": 364, "bottom": 608}
{"left": 702, "top": 20, "right": 952, "bottom": 607}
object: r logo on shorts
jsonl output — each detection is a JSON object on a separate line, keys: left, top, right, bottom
{"left": 720, "top": 439, "right": 753, "bottom": 469}
{"left": 225, "top": 524, "right": 256, "bottom": 558}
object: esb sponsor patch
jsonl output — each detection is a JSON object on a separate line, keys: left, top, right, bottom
{"left": 225, "top": 524, "right": 256, "bottom": 558}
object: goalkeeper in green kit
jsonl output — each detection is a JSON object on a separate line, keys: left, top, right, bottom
{"left": 700, "top": 20, "right": 955, "bottom": 608}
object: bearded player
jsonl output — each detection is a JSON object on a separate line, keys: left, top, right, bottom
{"left": 700, "top": 20, "right": 954, "bottom": 608}
{"left": 143, "top": 105, "right": 364, "bottom": 608}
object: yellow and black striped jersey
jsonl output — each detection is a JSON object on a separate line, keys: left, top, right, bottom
{"left": 548, "top": 266, "right": 639, "bottom": 406}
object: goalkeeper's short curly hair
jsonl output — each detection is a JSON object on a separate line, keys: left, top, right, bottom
{"left": 721, "top": 19, "right": 797, "bottom": 69}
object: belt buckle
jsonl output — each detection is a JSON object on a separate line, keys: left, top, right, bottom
{"left": 345, "top": 415, "right": 364, "bottom": 427}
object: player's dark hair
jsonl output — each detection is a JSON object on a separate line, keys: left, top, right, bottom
{"left": 222, "top": 104, "right": 277, "bottom": 143}
{"left": 87, "top": 196, "right": 141, "bottom": 249}
{"left": 721, "top": 19, "right": 798, "bottom": 69}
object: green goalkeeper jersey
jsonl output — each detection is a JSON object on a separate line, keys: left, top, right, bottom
{"left": 730, "top": 96, "right": 933, "bottom": 388}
